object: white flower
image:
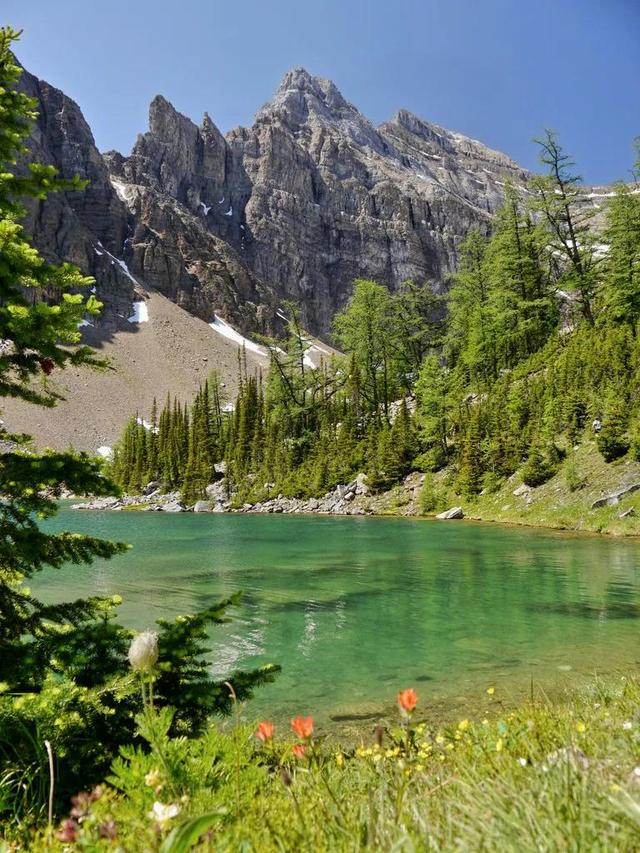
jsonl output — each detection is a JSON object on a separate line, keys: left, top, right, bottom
{"left": 148, "top": 801, "right": 180, "bottom": 827}
{"left": 623, "top": 721, "right": 633, "bottom": 731}
{"left": 128, "top": 630, "right": 159, "bottom": 672}
{"left": 633, "top": 767, "right": 640, "bottom": 778}
{"left": 518, "top": 757, "right": 527, "bottom": 767}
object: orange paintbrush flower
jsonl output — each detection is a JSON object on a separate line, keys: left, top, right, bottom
{"left": 292, "top": 743, "right": 307, "bottom": 760}
{"left": 291, "top": 715, "right": 314, "bottom": 739}
{"left": 255, "top": 720, "right": 274, "bottom": 742}
{"left": 397, "top": 688, "right": 418, "bottom": 716}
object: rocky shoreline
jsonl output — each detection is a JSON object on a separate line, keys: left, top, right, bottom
{"left": 72, "top": 472, "right": 387, "bottom": 517}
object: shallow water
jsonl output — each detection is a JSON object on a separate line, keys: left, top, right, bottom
{"left": 38, "top": 510, "right": 640, "bottom": 730}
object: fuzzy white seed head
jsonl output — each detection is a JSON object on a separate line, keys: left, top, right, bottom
{"left": 128, "top": 630, "right": 159, "bottom": 672}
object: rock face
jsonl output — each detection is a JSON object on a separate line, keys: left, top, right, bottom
{"left": 18, "top": 66, "right": 135, "bottom": 332}
{"left": 20, "top": 61, "right": 537, "bottom": 343}
{"left": 106, "top": 68, "right": 528, "bottom": 335}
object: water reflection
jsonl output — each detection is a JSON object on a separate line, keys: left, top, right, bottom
{"left": 38, "top": 511, "right": 640, "bottom": 723}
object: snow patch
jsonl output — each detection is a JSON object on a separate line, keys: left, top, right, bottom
{"left": 199, "top": 201, "right": 212, "bottom": 215}
{"left": 225, "top": 206, "right": 233, "bottom": 217}
{"left": 128, "top": 301, "right": 149, "bottom": 324}
{"left": 209, "top": 315, "right": 265, "bottom": 356}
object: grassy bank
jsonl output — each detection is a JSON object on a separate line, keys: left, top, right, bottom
{"left": 22, "top": 677, "right": 640, "bottom": 851}
{"left": 363, "top": 440, "right": 640, "bottom": 537}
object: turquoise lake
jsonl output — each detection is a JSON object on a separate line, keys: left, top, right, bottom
{"left": 38, "top": 510, "right": 640, "bottom": 733}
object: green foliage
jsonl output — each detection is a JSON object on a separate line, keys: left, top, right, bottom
{"left": 597, "top": 399, "right": 630, "bottom": 462}
{"left": 27, "top": 678, "right": 640, "bottom": 852}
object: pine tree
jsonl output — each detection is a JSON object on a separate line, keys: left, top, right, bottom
{"left": 601, "top": 159, "right": 640, "bottom": 330}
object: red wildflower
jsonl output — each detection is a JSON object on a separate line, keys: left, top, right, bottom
{"left": 291, "top": 715, "right": 314, "bottom": 739}
{"left": 255, "top": 720, "right": 275, "bottom": 742}
{"left": 292, "top": 743, "right": 307, "bottom": 760}
{"left": 397, "top": 688, "right": 418, "bottom": 715}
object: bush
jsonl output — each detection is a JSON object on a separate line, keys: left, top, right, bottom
{"left": 597, "top": 408, "right": 630, "bottom": 462}
{"left": 521, "top": 445, "right": 557, "bottom": 487}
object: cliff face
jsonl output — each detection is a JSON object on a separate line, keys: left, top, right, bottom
{"left": 20, "top": 63, "right": 531, "bottom": 340}
{"left": 101, "top": 67, "right": 528, "bottom": 336}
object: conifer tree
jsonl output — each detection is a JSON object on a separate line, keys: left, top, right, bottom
{"left": 601, "top": 151, "right": 640, "bottom": 330}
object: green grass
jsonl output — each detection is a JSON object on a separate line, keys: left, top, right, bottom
{"left": 22, "top": 677, "right": 640, "bottom": 851}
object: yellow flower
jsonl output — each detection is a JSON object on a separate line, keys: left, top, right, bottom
{"left": 575, "top": 721, "right": 586, "bottom": 734}
{"left": 496, "top": 738, "right": 504, "bottom": 752}
{"left": 446, "top": 742, "right": 454, "bottom": 751}
{"left": 335, "top": 752, "right": 344, "bottom": 768}
{"left": 435, "top": 735, "right": 445, "bottom": 745}
{"left": 610, "top": 783, "right": 621, "bottom": 793}
{"left": 487, "top": 687, "right": 495, "bottom": 696}
{"left": 458, "top": 719, "right": 470, "bottom": 731}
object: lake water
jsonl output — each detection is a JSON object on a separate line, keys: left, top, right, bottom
{"left": 38, "top": 510, "right": 640, "bottom": 733}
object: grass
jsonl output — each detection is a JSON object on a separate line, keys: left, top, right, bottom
{"left": 21, "top": 677, "right": 640, "bottom": 851}
{"left": 363, "top": 440, "right": 640, "bottom": 536}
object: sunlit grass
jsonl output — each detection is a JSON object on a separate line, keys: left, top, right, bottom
{"left": 21, "top": 677, "right": 640, "bottom": 851}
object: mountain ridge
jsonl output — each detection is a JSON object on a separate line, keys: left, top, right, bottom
{"left": 5, "top": 60, "right": 571, "bottom": 451}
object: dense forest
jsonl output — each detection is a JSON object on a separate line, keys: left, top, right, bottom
{"left": 110, "top": 133, "right": 640, "bottom": 507}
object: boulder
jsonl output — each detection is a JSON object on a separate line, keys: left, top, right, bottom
{"left": 193, "top": 500, "right": 211, "bottom": 513}
{"left": 619, "top": 507, "right": 636, "bottom": 518}
{"left": 436, "top": 506, "right": 464, "bottom": 520}
{"left": 161, "top": 500, "right": 184, "bottom": 513}
{"left": 512, "top": 484, "right": 531, "bottom": 497}
{"left": 355, "top": 473, "right": 369, "bottom": 495}
{"left": 142, "top": 480, "right": 160, "bottom": 495}
{"left": 592, "top": 483, "right": 640, "bottom": 509}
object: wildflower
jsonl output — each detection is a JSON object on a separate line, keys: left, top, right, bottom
{"left": 128, "top": 630, "right": 159, "bottom": 672}
{"left": 397, "top": 688, "right": 418, "bottom": 716}
{"left": 458, "top": 719, "right": 469, "bottom": 732}
{"left": 99, "top": 820, "right": 118, "bottom": 840}
{"left": 435, "top": 734, "right": 445, "bottom": 745}
{"left": 145, "top": 769, "right": 162, "bottom": 788}
{"left": 575, "top": 721, "right": 586, "bottom": 734}
{"left": 292, "top": 743, "right": 307, "bottom": 760}
{"left": 633, "top": 767, "right": 640, "bottom": 778}
{"left": 56, "top": 819, "right": 78, "bottom": 843}
{"left": 291, "top": 715, "right": 314, "bottom": 739}
{"left": 255, "top": 720, "right": 275, "bottom": 742}
{"left": 335, "top": 752, "right": 344, "bottom": 768}
{"left": 623, "top": 721, "right": 633, "bottom": 731}
{"left": 518, "top": 757, "right": 527, "bottom": 767}
{"left": 496, "top": 738, "right": 504, "bottom": 752}
{"left": 148, "top": 801, "right": 180, "bottom": 829}
{"left": 487, "top": 687, "right": 495, "bottom": 696}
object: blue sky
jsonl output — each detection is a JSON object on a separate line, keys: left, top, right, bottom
{"left": 6, "top": 0, "right": 639, "bottom": 184}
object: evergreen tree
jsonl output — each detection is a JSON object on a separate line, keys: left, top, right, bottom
{"left": 600, "top": 157, "right": 640, "bottom": 330}
{"left": 529, "top": 130, "right": 600, "bottom": 325}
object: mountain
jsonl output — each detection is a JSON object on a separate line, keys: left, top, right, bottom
{"left": 7, "top": 62, "right": 530, "bottom": 450}
{"left": 107, "top": 67, "right": 528, "bottom": 334}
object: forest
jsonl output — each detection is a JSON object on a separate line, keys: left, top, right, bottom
{"left": 110, "top": 135, "right": 640, "bottom": 508}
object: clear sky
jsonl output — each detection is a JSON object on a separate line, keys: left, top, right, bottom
{"left": 5, "top": 0, "right": 639, "bottom": 184}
